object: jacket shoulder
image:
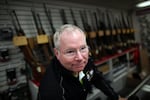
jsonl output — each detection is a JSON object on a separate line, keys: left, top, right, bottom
{"left": 39, "top": 57, "right": 62, "bottom": 99}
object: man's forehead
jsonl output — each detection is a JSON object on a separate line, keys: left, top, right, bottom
{"left": 61, "top": 29, "right": 84, "bottom": 38}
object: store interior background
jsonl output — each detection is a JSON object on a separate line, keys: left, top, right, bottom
{"left": 0, "top": 0, "right": 150, "bottom": 100}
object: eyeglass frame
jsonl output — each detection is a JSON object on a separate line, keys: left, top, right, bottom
{"left": 56, "top": 45, "right": 89, "bottom": 58}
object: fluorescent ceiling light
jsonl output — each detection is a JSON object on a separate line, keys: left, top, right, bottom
{"left": 136, "top": 0, "right": 150, "bottom": 8}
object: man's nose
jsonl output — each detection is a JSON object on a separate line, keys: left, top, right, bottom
{"left": 75, "top": 50, "right": 83, "bottom": 60}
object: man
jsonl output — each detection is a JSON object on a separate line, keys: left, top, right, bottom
{"left": 38, "top": 24, "right": 127, "bottom": 100}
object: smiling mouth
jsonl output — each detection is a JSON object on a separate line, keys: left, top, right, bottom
{"left": 74, "top": 64, "right": 85, "bottom": 68}
{"left": 74, "top": 62, "right": 83, "bottom": 65}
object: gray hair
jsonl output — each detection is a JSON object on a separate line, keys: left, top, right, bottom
{"left": 53, "top": 24, "right": 85, "bottom": 48}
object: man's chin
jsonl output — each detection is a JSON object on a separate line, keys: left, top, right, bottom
{"left": 74, "top": 67, "right": 84, "bottom": 72}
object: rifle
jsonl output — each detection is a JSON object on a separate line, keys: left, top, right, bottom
{"left": 37, "top": 13, "right": 54, "bottom": 57}
{"left": 43, "top": 4, "right": 55, "bottom": 34}
{"left": 126, "top": 14, "right": 136, "bottom": 46}
{"left": 70, "top": 9, "right": 77, "bottom": 26}
{"left": 89, "top": 10, "right": 103, "bottom": 59}
{"left": 106, "top": 11, "right": 118, "bottom": 54}
{"left": 11, "top": 10, "right": 36, "bottom": 61}
{"left": 79, "top": 10, "right": 90, "bottom": 43}
{"left": 119, "top": 12, "right": 129, "bottom": 49}
{"left": 80, "top": 10, "right": 100, "bottom": 60}
{"left": 94, "top": 9, "right": 107, "bottom": 58}
{"left": 122, "top": 12, "right": 133, "bottom": 47}
{"left": 43, "top": 4, "right": 55, "bottom": 55}
{"left": 60, "top": 9, "right": 68, "bottom": 24}
{"left": 31, "top": 9, "right": 52, "bottom": 64}
{"left": 114, "top": 14, "right": 125, "bottom": 51}
{"left": 11, "top": 10, "right": 45, "bottom": 82}
{"left": 110, "top": 12, "right": 124, "bottom": 52}
{"left": 97, "top": 11, "right": 113, "bottom": 55}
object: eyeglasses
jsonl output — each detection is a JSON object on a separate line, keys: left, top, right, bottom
{"left": 59, "top": 45, "right": 89, "bottom": 58}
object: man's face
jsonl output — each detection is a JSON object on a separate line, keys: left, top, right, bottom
{"left": 55, "top": 29, "right": 89, "bottom": 73}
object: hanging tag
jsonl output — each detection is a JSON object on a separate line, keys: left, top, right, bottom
{"left": 127, "top": 29, "right": 130, "bottom": 33}
{"left": 122, "top": 29, "right": 126, "bottom": 34}
{"left": 37, "top": 35, "right": 48, "bottom": 44}
{"left": 112, "top": 30, "right": 116, "bottom": 35}
{"left": 89, "top": 31, "right": 96, "bottom": 38}
{"left": 105, "top": 30, "right": 110, "bottom": 36}
{"left": 131, "top": 28, "right": 135, "bottom": 33}
{"left": 84, "top": 32, "right": 88, "bottom": 37}
{"left": 13, "top": 36, "right": 27, "bottom": 46}
{"left": 98, "top": 30, "right": 104, "bottom": 36}
{"left": 117, "top": 29, "right": 121, "bottom": 34}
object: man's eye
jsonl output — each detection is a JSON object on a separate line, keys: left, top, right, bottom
{"left": 81, "top": 47, "right": 86, "bottom": 50}
{"left": 65, "top": 50, "right": 75, "bottom": 55}
{"left": 80, "top": 46, "right": 87, "bottom": 51}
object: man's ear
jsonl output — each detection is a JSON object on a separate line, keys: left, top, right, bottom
{"left": 54, "top": 48, "right": 59, "bottom": 59}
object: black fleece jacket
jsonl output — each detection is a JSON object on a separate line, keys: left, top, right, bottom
{"left": 38, "top": 57, "right": 119, "bottom": 100}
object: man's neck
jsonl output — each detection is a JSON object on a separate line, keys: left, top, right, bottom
{"left": 73, "top": 72, "right": 79, "bottom": 78}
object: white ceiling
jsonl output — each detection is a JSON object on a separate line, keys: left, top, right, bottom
{"left": 55, "top": 0, "right": 144, "bottom": 10}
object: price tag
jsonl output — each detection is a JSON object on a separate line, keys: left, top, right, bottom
{"left": 122, "top": 29, "right": 126, "bottom": 34}
{"left": 127, "top": 29, "right": 130, "bottom": 33}
{"left": 13, "top": 36, "right": 27, "bottom": 46}
{"left": 112, "top": 30, "right": 116, "bottom": 35}
{"left": 131, "top": 28, "right": 135, "bottom": 33}
{"left": 105, "top": 30, "right": 110, "bottom": 36}
{"left": 89, "top": 31, "right": 96, "bottom": 38}
{"left": 84, "top": 32, "right": 88, "bottom": 37}
{"left": 98, "top": 30, "right": 104, "bottom": 36}
{"left": 37, "top": 35, "right": 48, "bottom": 44}
{"left": 117, "top": 29, "right": 121, "bottom": 34}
